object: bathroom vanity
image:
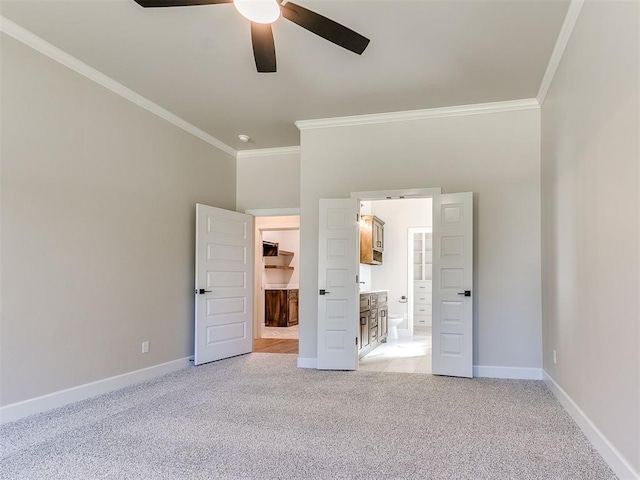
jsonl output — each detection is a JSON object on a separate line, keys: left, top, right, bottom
{"left": 358, "top": 290, "right": 388, "bottom": 359}
{"left": 265, "top": 288, "right": 298, "bottom": 327}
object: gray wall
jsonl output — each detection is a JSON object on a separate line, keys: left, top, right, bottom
{"left": 540, "top": 0, "right": 639, "bottom": 471}
{"left": 236, "top": 151, "right": 300, "bottom": 212}
{"left": 298, "top": 108, "right": 542, "bottom": 368}
{"left": 0, "top": 36, "right": 236, "bottom": 406}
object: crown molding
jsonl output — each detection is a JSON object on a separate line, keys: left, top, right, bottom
{"left": 537, "top": 0, "right": 585, "bottom": 106}
{"left": 295, "top": 98, "right": 539, "bottom": 130}
{"left": 236, "top": 146, "right": 301, "bottom": 159}
{"left": 0, "top": 16, "right": 237, "bottom": 157}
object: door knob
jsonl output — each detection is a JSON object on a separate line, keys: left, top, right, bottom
{"left": 198, "top": 288, "right": 212, "bottom": 294}
{"left": 319, "top": 289, "right": 330, "bottom": 295}
{"left": 457, "top": 290, "right": 471, "bottom": 297}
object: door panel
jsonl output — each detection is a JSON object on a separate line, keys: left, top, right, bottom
{"left": 317, "top": 199, "right": 359, "bottom": 370}
{"left": 432, "top": 193, "right": 473, "bottom": 377}
{"left": 195, "top": 204, "right": 253, "bottom": 365}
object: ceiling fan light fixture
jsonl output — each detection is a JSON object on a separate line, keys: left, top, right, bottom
{"left": 233, "top": 0, "right": 281, "bottom": 24}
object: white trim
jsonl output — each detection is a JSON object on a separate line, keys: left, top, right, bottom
{"left": 473, "top": 365, "right": 542, "bottom": 380}
{"left": 297, "top": 357, "right": 317, "bottom": 369}
{"left": 351, "top": 187, "right": 442, "bottom": 201}
{"left": 536, "top": 0, "right": 585, "bottom": 105}
{"left": 543, "top": 371, "right": 639, "bottom": 480}
{"left": 0, "top": 357, "right": 193, "bottom": 424}
{"left": 0, "top": 16, "right": 236, "bottom": 157}
{"left": 236, "top": 146, "right": 301, "bottom": 159}
{"left": 245, "top": 208, "right": 300, "bottom": 217}
{"left": 295, "top": 99, "right": 539, "bottom": 130}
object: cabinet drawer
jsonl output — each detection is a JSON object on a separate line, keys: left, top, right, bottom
{"left": 376, "top": 292, "right": 388, "bottom": 307}
{"left": 370, "top": 294, "right": 378, "bottom": 308}
{"left": 414, "top": 293, "right": 432, "bottom": 305}
{"left": 414, "top": 314, "right": 431, "bottom": 326}
{"left": 414, "top": 305, "right": 431, "bottom": 316}
{"left": 414, "top": 281, "right": 431, "bottom": 292}
{"left": 360, "top": 294, "right": 370, "bottom": 312}
{"left": 370, "top": 309, "right": 378, "bottom": 327}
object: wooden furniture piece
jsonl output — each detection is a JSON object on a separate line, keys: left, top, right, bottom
{"left": 358, "top": 290, "right": 388, "bottom": 358}
{"left": 360, "top": 215, "right": 385, "bottom": 265}
{"left": 265, "top": 289, "right": 299, "bottom": 327}
{"left": 263, "top": 243, "right": 295, "bottom": 270}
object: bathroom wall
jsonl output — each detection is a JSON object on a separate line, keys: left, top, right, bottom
{"left": 358, "top": 201, "right": 373, "bottom": 291}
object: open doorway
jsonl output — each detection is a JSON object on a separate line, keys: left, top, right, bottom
{"left": 357, "top": 198, "right": 433, "bottom": 373}
{"left": 252, "top": 215, "right": 300, "bottom": 354}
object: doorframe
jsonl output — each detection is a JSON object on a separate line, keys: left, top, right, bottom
{"left": 347, "top": 188, "right": 441, "bottom": 369}
{"left": 246, "top": 208, "right": 300, "bottom": 341}
{"left": 350, "top": 188, "right": 441, "bottom": 201}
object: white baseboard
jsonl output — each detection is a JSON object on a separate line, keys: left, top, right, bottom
{"left": 0, "top": 357, "right": 193, "bottom": 424}
{"left": 297, "top": 357, "right": 317, "bottom": 369}
{"left": 473, "top": 365, "right": 542, "bottom": 380}
{"left": 543, "top": 371, "right": 639, "bottom": 480}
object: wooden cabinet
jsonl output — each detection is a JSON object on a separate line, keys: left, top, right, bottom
{"left": 360, "top": 215, "right": 385, "bottom": 265}
{"left": 359, "top": 311, "right": 369, "bottom": 349}
{"left": 287, "top": 289, "right": 298, "bottom": 326}
{"left": 358, "top": 290, "right": 388, "bottom": 358}
{"left": 265, "top": 289, "right": 298, "bottom": 327}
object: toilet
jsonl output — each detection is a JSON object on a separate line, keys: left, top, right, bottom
{"left": 388, "top": 315, "right": 403, "bottom": 340}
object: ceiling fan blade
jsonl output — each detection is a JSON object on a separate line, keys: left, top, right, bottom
{"left": 251, "top": 22, "right": 277, "bottom": 73}
{"left": 281, "top": 2, "right": 369, "bottom": 55}
{"left": 134, "top": 0, "right": 231, "bottom": 7}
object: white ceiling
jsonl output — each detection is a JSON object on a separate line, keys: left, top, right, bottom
{"left": 0, "top": 0, "right": 570, "bottom": 151}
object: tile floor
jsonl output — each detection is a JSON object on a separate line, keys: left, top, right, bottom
{"left": 358, "top": 329, "right": 432, "bottom": 374}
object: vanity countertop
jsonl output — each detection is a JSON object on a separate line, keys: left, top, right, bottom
{"left": 359, "top": 289, "right": 389, "bottom": 295}
{"left": 264, "top": 285, "right": 299, "bottom": 290}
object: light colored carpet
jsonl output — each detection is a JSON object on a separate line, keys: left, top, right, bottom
{"left": 1, "top": 354, "right": 616, "bottom": 479}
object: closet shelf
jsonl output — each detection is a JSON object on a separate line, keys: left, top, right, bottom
{"left": 278, "top": 250, "right": 294, "bottom": 256}
{"left": 264, "top": 265, "right": 294, "bottom": 271}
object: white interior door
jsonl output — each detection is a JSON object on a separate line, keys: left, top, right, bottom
{"left": 195, "top": 204, "right": 253, "bottom": 366}
{"left": 317, "top": 198, "right": 359, "bottom": 370}
{"left": 432, "top": 192, "right": 473, "bottom": 377}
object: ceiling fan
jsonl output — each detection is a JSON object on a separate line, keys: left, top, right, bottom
{"left": 133, "top": 0, "right": 370, "bottom": 73}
